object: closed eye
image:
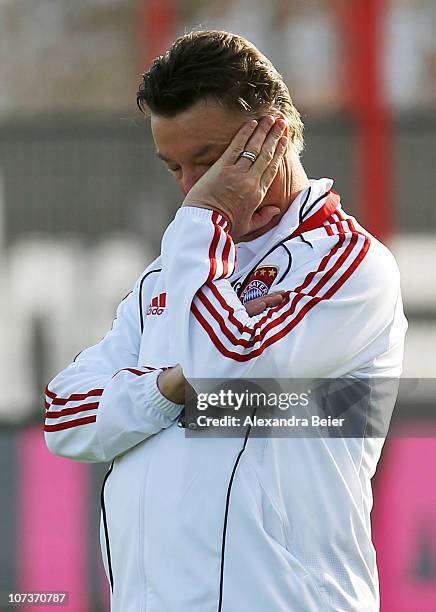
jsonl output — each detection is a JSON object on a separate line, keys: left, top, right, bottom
{"left": 166, "top": 161, "right": 214, "bottom": 173}
{"left": 167, "top": 165, "right": 181, "bottom": 174}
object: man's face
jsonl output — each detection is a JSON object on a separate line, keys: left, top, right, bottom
{"left": 151, "top": 99, "right": 248, "bottom": 196}
{"left": 151, "top": 98, "right": 288, "bottom": 202}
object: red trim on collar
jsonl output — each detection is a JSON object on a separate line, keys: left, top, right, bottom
{"left": 290, "top": 191, "right": 340, "bottom": 239}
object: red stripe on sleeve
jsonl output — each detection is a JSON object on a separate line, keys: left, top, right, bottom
{"left": 324, "top": 222, "right": 334, "bottom": 236}
{"left": 44, "top": 415, "right": 97, "bottom": 432}
{"left": 220, "top": 234, "right": 233, "bottom": 279}
{"left": 192, "top": 234, "right": 369, "bottom": 359}
{"left": 46, "top": 387, "right": 104, "bottom": 405}
{"left": 123, "top": 368, "right": 154, "bottom": 377}
{"left": 203, "top": 232, "right": 348, "bottom": 339}
{"left": 45, "top": 401, "right": 100, "bottom": 419}
{"left": 207, "top": 216, "right": 221, "bottom": 282}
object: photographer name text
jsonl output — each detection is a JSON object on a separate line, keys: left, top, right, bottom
{"left": 196, "top": 415, "right": 345, "bottom": 428}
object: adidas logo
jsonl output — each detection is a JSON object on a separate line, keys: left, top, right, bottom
{"left": 147, "top": 293, "right": 166, "bottom": 316}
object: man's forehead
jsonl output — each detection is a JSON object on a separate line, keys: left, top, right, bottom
{"left": 152, "top": 100, "right": 247, "bottom": 161}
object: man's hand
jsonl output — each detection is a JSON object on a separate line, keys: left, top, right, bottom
{"left": 244, "top": 291, "right": 286, "bottom": 316}
{"left": 157, "top": 365, "right": 186, "bottom": 405}
{"left": 156, "top": 293, "right": 285, "bottom": 404}
{"left": 182, "top": 116, "right": 288, "bottom": 239}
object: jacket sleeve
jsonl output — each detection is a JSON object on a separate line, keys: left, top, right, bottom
{"left": 161, "top": 207, "right": 407, "bottom": 382}
{"left": 44, "top": 271, "right": 183, "bottom": 464}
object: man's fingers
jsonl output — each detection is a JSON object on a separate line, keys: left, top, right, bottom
{"left": 217, "top": 115, "right": 286, "bottom": 177}
{"left": 157, "top": 365, "right": 186, "bottom": 404}
{"left": 260, "top": 136, "right": 288, "bottom": 190}
{"left": 262, "top": 292, "right": 286, "bottom": 307}
{"left": 244, "top": 291, "right": 286, "bottom": 316}
{"left": 245, "top": 300, "right": 267, "bottom": 316}
{"left": 251, "top": 119, "right": 287, "bottom": 174}
{"left": 234, "top": 115, "right": 275, "bottom": 170}
{"left": 222, "top": 119, "right": 258, "bottom": 165}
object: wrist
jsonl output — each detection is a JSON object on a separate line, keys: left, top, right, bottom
{"left": 144, "top": 370, "right": 184, "bottom": 418}
{"left": 181, "top": 200, "right": 233, "bottom": 232}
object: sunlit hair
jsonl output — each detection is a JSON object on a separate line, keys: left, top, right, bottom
{"left": 137, "top": 30, "right": 305, "bottom": 156}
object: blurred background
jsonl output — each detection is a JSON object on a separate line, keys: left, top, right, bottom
{"left": 0, "top": 0, "right": 435, "bottom": 610}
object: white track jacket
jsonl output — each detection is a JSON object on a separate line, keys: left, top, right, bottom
{"left": 44, "top": 179, "right": 407, "bottom": 612}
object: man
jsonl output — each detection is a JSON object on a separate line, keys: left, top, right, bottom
{"left": 44, "top": 31, "right": 407, "bottom": 611}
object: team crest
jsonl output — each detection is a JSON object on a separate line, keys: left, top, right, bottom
{"left": 240, "top": 266, "right": 279, "bottom": 304}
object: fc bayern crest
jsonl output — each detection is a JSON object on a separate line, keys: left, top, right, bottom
{"left": 240, "top": 266, "right": 279, "bottom": 304}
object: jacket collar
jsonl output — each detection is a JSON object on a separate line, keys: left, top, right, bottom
{"left": 233, "top": 178, "right": 340, "bottom": 280}
{"left": 270, "top": 177, "right": 337, "bottom": 242}
{"left": 238, "top": 178, "right": 338, "bottom": 255}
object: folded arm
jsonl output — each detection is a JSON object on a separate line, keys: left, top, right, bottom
{"left": 44, "top": 273, "right": 183, "bottom": 463}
